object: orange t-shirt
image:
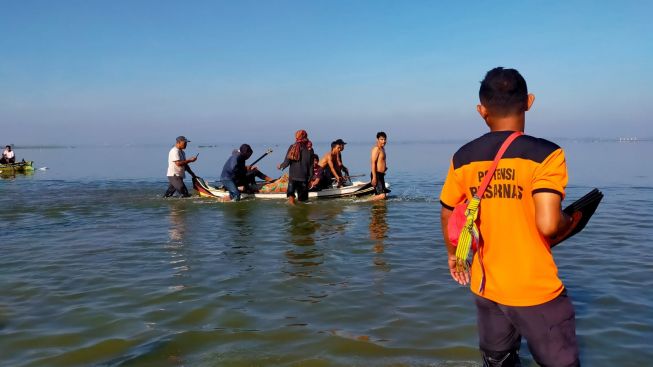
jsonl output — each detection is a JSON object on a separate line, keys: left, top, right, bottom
{"left": 440, "top": 131, "right": 568, "bottom": 306}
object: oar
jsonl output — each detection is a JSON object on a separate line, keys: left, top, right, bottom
{"left": 250, "top": 148, "right": 273, "bottom": 166}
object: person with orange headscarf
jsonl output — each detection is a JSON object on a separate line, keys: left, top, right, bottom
{"left": 278, "top": 130, "right": 313, "bottom": 204}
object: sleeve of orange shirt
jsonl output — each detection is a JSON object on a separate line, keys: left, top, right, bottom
{"left": 440, "top": 160, "right": 466, "bottom": 210}
{"left": 532, "top": 148, "right": 568, "bottom": 199}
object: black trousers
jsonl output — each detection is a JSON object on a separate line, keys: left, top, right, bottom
{"left": 236, "top": 169, "right": 268, "bottom": 189}
{"left": 475, "top": 290, "right": 579, "bottom": 367}
{"left": 287, "top": 180, "right": 309, "bottom": 201}
{"left": 164, "top": 176, "right": 190, "bottom": 197}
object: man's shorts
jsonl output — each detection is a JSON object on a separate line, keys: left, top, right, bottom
{"left": 371, "top": 172, "right": 387, "bottom": 195}
{"left": 475, "top": 290, "right": 579, "bottom": 366}
{"left": 287, "top": 180, "right": 308, "bottom": 201}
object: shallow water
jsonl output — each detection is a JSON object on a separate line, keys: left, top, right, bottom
{"left": 1, "top": 141, "right": 652, "bottom": 366}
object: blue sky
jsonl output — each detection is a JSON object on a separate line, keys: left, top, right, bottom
{"left": 1, "top": 0, "right": 651, "bottom": 145}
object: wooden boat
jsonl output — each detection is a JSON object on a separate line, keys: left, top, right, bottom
{"left": 0, "top": 161, "right": 34, "bottom": 174}
{"left": 192, "top": 176, "right": 384, "bottom": 200}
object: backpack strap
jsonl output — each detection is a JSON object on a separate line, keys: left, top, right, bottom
{"left": 476, "top": 131, "right": 523, "bottom": 199}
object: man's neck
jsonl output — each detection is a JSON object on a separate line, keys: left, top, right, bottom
{"left": 487, "top": 115, "right": 525, "bottom": 132}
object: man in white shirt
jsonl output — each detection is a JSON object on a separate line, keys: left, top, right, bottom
{"left": 164, "top": 136, "right": 197, "bottom": 198}
{"left": 1, "top": 145, "right": 15, "bottom": 164}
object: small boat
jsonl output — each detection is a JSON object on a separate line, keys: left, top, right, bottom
{"left": 0, "top": 161, "right": 34, "bottom": 174}
{"left": 192, "top": 176, "right": 384, "bottom": 200}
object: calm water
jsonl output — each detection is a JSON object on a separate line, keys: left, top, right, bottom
{"left": 1, "top": 141, "right": 652, "bottom": 366}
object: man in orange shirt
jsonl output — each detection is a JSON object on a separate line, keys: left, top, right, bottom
{"left": 440, "top": 68, "right": 581, "bottom": 366}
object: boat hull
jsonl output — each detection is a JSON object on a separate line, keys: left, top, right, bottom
{"left": 193, "top": 177, "right": 381, "bottom": 200}
{"left": 0, "top": 161, "right": 34, "bottom": 174}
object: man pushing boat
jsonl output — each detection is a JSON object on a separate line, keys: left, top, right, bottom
{"left": 164, "top": 136, "right": 197, "bottom": 198}
{"left": 220, "top": 144, "right": 274, "bottom": 202}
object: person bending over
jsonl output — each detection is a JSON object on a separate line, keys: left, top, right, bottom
{"left": 221, "top": 144, "right": 273, "bottom": 201}
{"left": 319, "top": 141, "right": 344, "bottom": 188}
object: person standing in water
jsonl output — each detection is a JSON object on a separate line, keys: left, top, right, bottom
{"left": 164, "top": 136, "right": 197, "bottom": 198}
{"left": 439, "top": 67, "right": 581, "bottom": 366}
{"left": 278, "top": 130, "right": 313, "bottom": 204}
{"left": 370, "top": 132, "right": 388, "bottom": 200}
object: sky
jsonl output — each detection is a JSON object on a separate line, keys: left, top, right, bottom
{"left": 1, "top": 0, "right": 651, "bottom": 145}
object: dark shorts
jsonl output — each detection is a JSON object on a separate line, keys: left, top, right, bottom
{"left": 371, "top": 172, "right": 387, "bottom": 195}
{"left": 287, "top": 180, "right": 308, "bottom": 201}
{"left": 475, "top": 290, "right": 579, "bottom": 366}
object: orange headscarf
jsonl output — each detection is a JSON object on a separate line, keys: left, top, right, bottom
{"left": 286, "top": 130, "right": 312, "bottom": 160}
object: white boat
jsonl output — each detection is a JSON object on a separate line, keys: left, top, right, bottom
{"left": 192, "top": 176, "right": 385, "bottom": 200}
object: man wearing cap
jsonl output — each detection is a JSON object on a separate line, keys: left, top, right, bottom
{"left": 334, "top": 139, "right": 350, "bottom": 184}
{"left": 164, "top": 136, "right": 197, "bottom": 198}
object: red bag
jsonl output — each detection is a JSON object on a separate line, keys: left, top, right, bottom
{"left": 448, "top": 132, "right": 522, "bottom": 267}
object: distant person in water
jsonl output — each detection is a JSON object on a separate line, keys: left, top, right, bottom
{"left": 278, "top": 130, "right": 313, "bottom": 204}
{"left": 319, "top": 141, "right": 344, "bottom": 188}
{"left": 370, "top": 132, "right": 388, "bottom": 200}
{"left": 164, "top": 136, "right": 197, "bottom": 198}
{"left": 221, "top": 144, "right": 274, "bottom": 201}
{"left": 1, "top": 145, "right": 15, "bottom": 164}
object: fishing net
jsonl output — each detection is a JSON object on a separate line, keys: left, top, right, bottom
{"left": 259, "top": 173, "right": 289, "bottom": 193}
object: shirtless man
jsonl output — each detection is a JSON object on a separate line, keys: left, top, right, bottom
{"left": 334, "top": 138, "right": 350, "bottom": 183}
{"left": 370, "top": 132, "right": 388, "bottom": 200}
{"left": 319, "top": 141, "right": 343, "bottom": 188}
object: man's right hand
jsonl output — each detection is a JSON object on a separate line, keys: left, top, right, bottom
{"left": 448, "top": 255, "right": 470, "bottom": 285}
{"left": 189, "top": 155, "right": 198, "bottom": 163}
{"left": 371, "top": 177, "right": 377, "bottom": 186}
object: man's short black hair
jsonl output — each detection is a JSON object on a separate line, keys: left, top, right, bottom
{"left": 479, "top": 67, "right": 528, "bottom": 117}
{"left": 376, "top": 131, "right": 386, "bottom": 139}
{"left": 331, "top": 141, "right": 339, "bottom": 149}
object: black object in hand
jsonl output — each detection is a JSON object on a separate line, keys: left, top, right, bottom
{"left": 552, "top": 188, "right": 604, "bottom": 247}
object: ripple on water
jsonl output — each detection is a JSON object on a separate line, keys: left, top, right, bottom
{"left": 1, "top": 180, "right": 652, "bottom": 366}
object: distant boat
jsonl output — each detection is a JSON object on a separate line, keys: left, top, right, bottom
{"left": 618, "top": 137, "right": 638, "bottom": 142}
{"left": 0, "top": 160, "right": 35, "bottom": 175}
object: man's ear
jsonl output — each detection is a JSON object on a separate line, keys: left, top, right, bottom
{"left": 526, "top": 93, "right": 535, "bottom": 111}
{"left": 477, "top": 104, "right": 489, "bottom": 119}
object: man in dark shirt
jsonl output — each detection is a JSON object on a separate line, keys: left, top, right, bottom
{"left": 278, "top": 130, "right": 313, "bottom": 204}
{"left": 221, "top": 144, "right": 272, "bottom": 201}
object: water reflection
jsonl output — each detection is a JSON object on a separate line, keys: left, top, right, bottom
{"left": 166, "top": 204, "right": 190, "bottom": 289}
{"left": 315, "top": 202, "right": 347, "bottom": 239}
{"left": 222, "top": 202, "right": 256, "bottom": 259}
{"left": 284, "top": 204, "right": 323, "bottom": 277}
{"left": 370, "top": 202, "right": 388, "bottom": 253}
